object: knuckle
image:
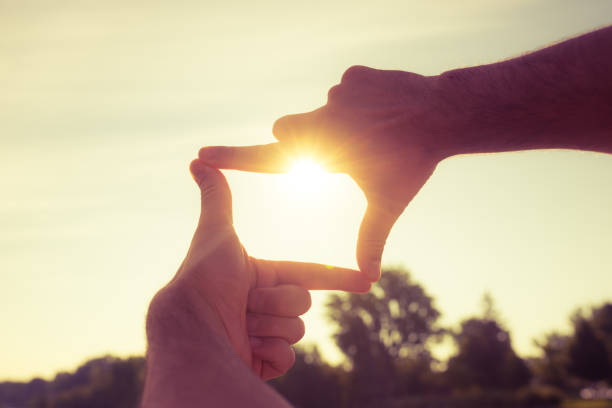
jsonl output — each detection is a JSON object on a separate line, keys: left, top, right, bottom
{"left": 341, "top": 65, "right": 369, "bottom": 83}
{"left": 197, "top": 169, "right": 227, "bottom": 195}
{"left": 199, "top": 178, "right": 218, "bottom": 195}
{"left": 358, "top": 237, "right": 386, "bottom": 253}
{"left": 246, "top": 314, "right": 259, "bottom": 332}
{"left": 327, "top": 84, "right": 343, "bottom": 102}
{"left": 248, "top": 289, "right": 264, "bottom": 312}
{"left": 272, "top": 116, "right": 290, "bottom": 140}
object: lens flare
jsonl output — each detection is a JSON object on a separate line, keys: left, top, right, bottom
{"left": 287, "top": 159, "right": 328, "bottom": 193}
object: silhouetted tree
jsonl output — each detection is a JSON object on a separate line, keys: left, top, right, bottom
{"left": 0, "top": 378, "right": 46, "bottom": 408}
{"left": 270, "top": 346, "right": 346, "bottom": 408}
{"left": 326, "top": 268, "right": 442, "bottom": 405}
{"left": 533, "top": 332, "right": 572, "bottom": 389}
{"left": 481, "top": 291, "right": 499, "bottom": 321}
{"left": 591, "top": 303, "right": 612, "bottom": 341}
{"left": 567, "top": 313, "right": 610, "bottom": 383}
{"left": 532, "top": 302, "right": 612, "bottom": 392}
{"left": 590, "top": 302, "right": 612, "bottom": 382}
{"left": 5, "top": 356, "right": 146, "bottom": 408}
{"left": 446, "top": 295, "right": 531, "bottom": 390}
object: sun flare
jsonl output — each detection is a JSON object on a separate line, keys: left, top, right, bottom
{"left": 286, "top": 159, "right": 329, "bottom": 193}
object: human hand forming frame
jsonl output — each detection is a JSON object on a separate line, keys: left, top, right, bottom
{"left": 199, "top": 26, "right": 612, "bottom": 282}
{"left": 141, "top": 159, "right": 370, "bottom": 406}
{"left": 143, "top": 26, "right": 612, "bottom": 407}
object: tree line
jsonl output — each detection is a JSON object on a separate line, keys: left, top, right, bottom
{"left": 1, "top": 268, "right": 610, "bottom": 408}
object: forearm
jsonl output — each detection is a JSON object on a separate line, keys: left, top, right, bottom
{"left": 141, "top": 289, "right": 291, "bottom": 408}
{"left": 437, "top": 25, "right": 612, "bottom": 157}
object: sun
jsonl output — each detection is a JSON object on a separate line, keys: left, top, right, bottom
{"left": 286, "top": 158, "right": 329, "bottom": 193}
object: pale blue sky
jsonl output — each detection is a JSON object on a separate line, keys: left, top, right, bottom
{"left": 1, "top": 0, "right": 611, "bottom": 380}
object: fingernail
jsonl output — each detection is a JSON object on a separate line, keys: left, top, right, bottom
{"left": 198, "top": 146, "right": 221, "bottom": 161}
{"left": 367, "top": 260, "right": 381, "bottom": 280}
{"left": 249, "top": 336, "right": 263, "bottom": 348}
{"left": 189, "top": 159, "right": 208, "bottom": 183}
{"left": 190, "top": 158, "right": 205, "bottom": 172}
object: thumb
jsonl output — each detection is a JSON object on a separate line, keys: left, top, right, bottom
{"left": 356, "top": 201, "right": 403, "bottom": 282}
{"left": 189, "top": 159, "right": 233, "bottom": 227}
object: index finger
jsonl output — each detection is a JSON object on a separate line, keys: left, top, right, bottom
{"left": 253, "top": 259, "right": 371, "bottom": 293}
{"left": 199, "top": 143, "right": 290, "bottom": 173}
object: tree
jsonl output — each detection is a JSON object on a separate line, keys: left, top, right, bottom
{"left": 1, "top": 356, "right": 145, "bottom": 408}
{"left": 532, "top": 302, "right": 612, "bottom": 391}
{"left": 446, "top": 295, "right": 531, "bottom": 390}
{"left": 591, "top": 303, "right": 612, "bottom": 341}
{"left": 567, "top": 311, "right": 611, "bottom": 383}
{"left": 27, "top": 356, "right": 144, "bottom": 408}
{"left": 326, "top": 268, "right": 442, "bottom": 404}
{"left": 270, "top": 346, "right": 346, "bottom": 408}
{"left": 533, "top": 332, "right": 572, "bottom": 389}
{"left": 590, "top": 302, "right": 612, "bottom": 380}
{"left": 0, "top": 378, "right": 46, "bottom": 408}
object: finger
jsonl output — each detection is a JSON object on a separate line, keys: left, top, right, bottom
{"left": 341, "top": 65, "right": 382, "bottom": 84}
{"left": 249, "top": 337, "right": 295, "bottom": 380}
{"left": 189, "top": 159, "right": 233, "bottom": 226}
{"left": 254, "top": 259, "right": 371, "bottom": 293}
{"left": 261, "top": 356, "right": 293, "bottom": 381}
{"left": 273, "top": 109, "right": 336, "bottom": 166}
{"left": 251, "top": 356, "right": 263, "bottom": 379}
{"left": 248, "top": 284, "right": 311, "bottom": 317}
{"left": 247, "top": 313, "right": 305, "bottom": 344}
{"left": 198, "top": 143, "right": 290, "bottom": 173}
{"left": 251, "top": 355, "right": 292, "bottom": 381}
{"left": 272, "top": 109, "right": 321, "bottom": 143}
{"left": 356, "top": 202, "right": 403, "bottom": 282}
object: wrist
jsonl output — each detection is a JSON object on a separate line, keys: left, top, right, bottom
{"left": 143, "top": 289, "right": 262, "bottom": 407}
{"left": 146, "top": 284, "right": 230, "bottom": 359}
{"left": 431, "top": 68, "right": 485, "bottom": 158}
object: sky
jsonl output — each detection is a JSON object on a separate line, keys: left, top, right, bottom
{"left": 1, "top": 0, "right": 612, "bottom": 380}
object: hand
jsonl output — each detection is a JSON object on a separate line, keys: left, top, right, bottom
{"left": 146, "top": 159, "right": 371, "bottom": 380}
{"left": 198, "top": 66, "right": 450, "bottom": 281}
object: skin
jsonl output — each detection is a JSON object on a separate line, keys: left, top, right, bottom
{"left": 141, "top": 160, "right": 370, "bottom": 407}
{"left": 198, "top": 25, "right": 612, "bottom": 282}
{"left": 144, "top": 26, "right": 612, "bottom": 406}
